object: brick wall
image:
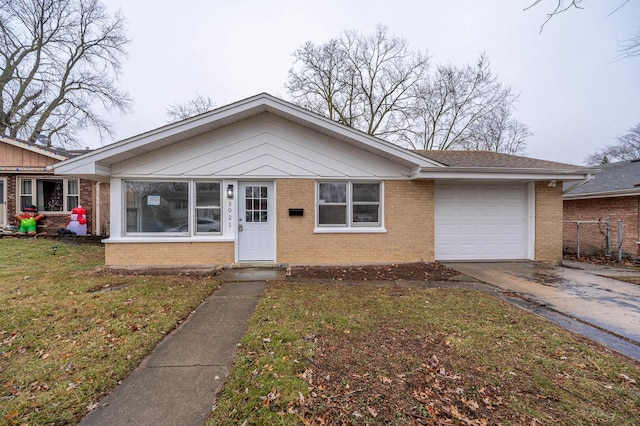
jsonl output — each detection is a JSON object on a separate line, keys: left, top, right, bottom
{"left": 276, "top": 179, "right": 434, "bottom": 264}
{"left": 535, "top": 182, "right": 563, "bottom": 263}
{"left": 3, "top": 175, "right": 96, "bottom": 234}
{"left": 563, "top": 196, "right": 639, "bottom": 256}
{"left": 105, "top": 242, "right": 234, "bottom": 266}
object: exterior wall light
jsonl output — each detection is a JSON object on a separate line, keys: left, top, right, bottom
{"left": 226, "top": 184, "right": 234, "bottom": 199}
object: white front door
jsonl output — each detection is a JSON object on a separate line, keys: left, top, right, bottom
{"left": 237, "top": 182, "right": 275, "bottom": 262}
{"left": 0, "top": 178, "right": 6, "bottom": 227}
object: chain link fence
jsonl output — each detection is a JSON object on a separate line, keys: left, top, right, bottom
{"left": 563, "top": 218, "right": 623, "bottom": 261}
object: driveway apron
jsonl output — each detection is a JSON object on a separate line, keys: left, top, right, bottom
{"left": 446, "top": 262, "right": 640, "bottom": 347}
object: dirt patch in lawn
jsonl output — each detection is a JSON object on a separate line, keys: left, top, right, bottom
{"left": 304, "top": 318, "right": 528, "bottom": 424}
{"left": 77, "top": 266, "right": 220, "bottom": 278}
{"left": 288, "top": 262, "right": 460, "bottom": 281}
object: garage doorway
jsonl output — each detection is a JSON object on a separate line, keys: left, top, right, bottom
{"left": 435, "top": 182, "right": 533, "bottom": 260}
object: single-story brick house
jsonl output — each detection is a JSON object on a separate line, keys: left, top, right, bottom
{"left": 563, "top": 160, "right": 640, "bottom": 257}
{"left": 53, "top": 93, "right": 593, "bottom": 267}
{"left": 0, "top": 135, "right": 109, "bottom": 235}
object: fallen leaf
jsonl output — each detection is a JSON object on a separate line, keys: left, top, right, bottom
{"left": 3, "top": 410, "right": 19, "bottom": 420}
{"left": 620, "top": 374, "right": 637, "bottom": 384}
{"left": 379, "top": 375, "right": 392, "bottom": 384}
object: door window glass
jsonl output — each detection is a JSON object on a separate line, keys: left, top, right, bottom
{"left": 245, "top": 185, "right": 268, "bottom": 223}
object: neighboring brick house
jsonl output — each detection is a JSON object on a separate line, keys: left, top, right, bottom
{"left": 563, "top": 160, "right": 640, "bottom": 257}
{"left": 53, "top": 93, "right": 594, "bottom": 267}
{"left": 0, "top": 135, "right": 109, "bottom": 235}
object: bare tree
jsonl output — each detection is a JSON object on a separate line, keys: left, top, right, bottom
{"left": 619, "top": 28, "right": 640, "bottom": 59}
{"left": 0, "top": 0, "right": 131, "bottom": 147}
{"left": 286, "top": 24, "right": 429, "bottom": 142}
{"left": 585, "top": 123, "right": 640, "bottom": 165}
{"left": 456, "top": 104, "right": 531, "bottom": 155}
{"left": 402, "top": 55, "right": 521, "bottom": 150}
{"left": 286, "top": 27, "right": 528, "bottom": 153}
{"left": 166, "top": 93, "right": 216, "bottom": 122}
{"left": 525, "top": 0, "right": 639, "bottom": 58}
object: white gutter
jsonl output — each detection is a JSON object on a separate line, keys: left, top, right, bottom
{"left": 412, "top": 166, "right": 595, "bottom": 181}
{"left": 564, "top": 187, "right": 640, "bottom": 200}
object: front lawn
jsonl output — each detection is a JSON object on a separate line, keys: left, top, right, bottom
{"left": 0, "top": 238, "right": 220, "bottom": 424}
{"left": 209, "top": 281, "right": 640, "bottom": 425}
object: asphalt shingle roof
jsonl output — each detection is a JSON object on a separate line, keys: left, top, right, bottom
{"left": 563, "top": 160, "right": 640, "bottom": 196}
{"left": 413, "top": 150, "right": 582, "bottom": 170}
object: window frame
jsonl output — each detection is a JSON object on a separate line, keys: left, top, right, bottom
{"left": 122, "top": 179, "right": 223, "bottom": 237}
{"left": 194, "top": 181, "right": 222, "bottom": 235}
{"left": 18, "top": 177, "right": 79, "bottom": 214}
{"left": 315, "top": 180, "right": 385, "bottom": 233}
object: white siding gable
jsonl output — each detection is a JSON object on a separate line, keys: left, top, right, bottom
{"left": 111, "top": 113, "right": 412, "bottom": 179}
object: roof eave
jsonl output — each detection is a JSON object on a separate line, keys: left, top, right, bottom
{"left": 412, "top": 167, "right": 594, "bottom": 181}
{"left": 564, "top": 188, "right": 640, "bottom": 200}
{"left": 0, "top": 136, "right": 69, "bottom": 161}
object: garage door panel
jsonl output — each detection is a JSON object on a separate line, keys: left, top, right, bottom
{"left": 458, "top": 243, "right": 480, "bottom": 256}
{"left": 481, "top": 205, "right": 502, "bottom": 216}
{"left": 435, "top": 183, "right": 529, "bottom": 260}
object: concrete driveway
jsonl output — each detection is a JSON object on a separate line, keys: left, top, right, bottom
{"left": 446, "top": 261, "right": 640, "bottom": 360}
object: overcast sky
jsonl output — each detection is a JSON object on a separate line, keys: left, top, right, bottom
{"left": 95, "top": 0, "right": 640, "bottom": 165}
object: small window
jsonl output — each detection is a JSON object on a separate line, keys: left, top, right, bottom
{"left": 67, "top": 179, "right": 79, "bottom": 210}
{"left": 352, "top": 183, "right": 380, "bottom": 226}
{"left": 318, "top": 182, "right": 347, "bottom": 225}
{"left": 195, "top": 182, "right": 221, "bottom": 233}
{"left": 317, "top": 181, "right": 382, "bottom": 228}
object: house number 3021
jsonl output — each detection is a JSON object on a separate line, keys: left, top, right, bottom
{"left": 227, "top": 201, "right": 232, "bottom": 227}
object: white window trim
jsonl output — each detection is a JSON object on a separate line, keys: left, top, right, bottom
{"left": 314, "top": 180, "right": 386, "bottom": 234}
{"left": 17, "top": 177, "right": 79, "bottom": 214}
{"left": 194, "top": 181, "right": 223, "bottom": 236}
{"left": 121, "top": 179, "right": 226, "bottom": 238}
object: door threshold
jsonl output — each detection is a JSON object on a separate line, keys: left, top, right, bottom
{"left": 230, "top": 262, "right": 286, "bottom": 269}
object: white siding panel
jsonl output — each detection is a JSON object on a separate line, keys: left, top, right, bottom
{"left": 435, "top": 183, "right": 529, "bottom": 260}
{"left": 111, "top": 113, "right": 411, "bottom": 178}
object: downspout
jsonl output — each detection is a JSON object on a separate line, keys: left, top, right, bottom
{"left": 563, "top": 173, "right": 594, "bottom": 194}
{"left": 95, "top": 182, "right": 101, "bottom": 236}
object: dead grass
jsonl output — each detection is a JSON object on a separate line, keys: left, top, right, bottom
{"left": 209, "top": 281, "right": 640, "bottom": 425}
{"left": 0, "top": 238, "right": 220, "bottom": 424}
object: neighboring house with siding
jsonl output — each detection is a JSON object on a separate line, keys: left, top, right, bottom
{"left": 53, "top": 93, "right": 594, "bottom": 267}
{"left": 563, "top": 160, "right": 640, "bottom": 257}
{"left": 0, "top": 135, "right": 109, "bottom": 235}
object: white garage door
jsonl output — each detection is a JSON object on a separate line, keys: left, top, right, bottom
{"left": 435, "top": 183, "right": 529, "bottom": 260}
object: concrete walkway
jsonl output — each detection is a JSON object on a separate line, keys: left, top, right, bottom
{"left": 79, "top": 268, "right": 281, "bottom": 426}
